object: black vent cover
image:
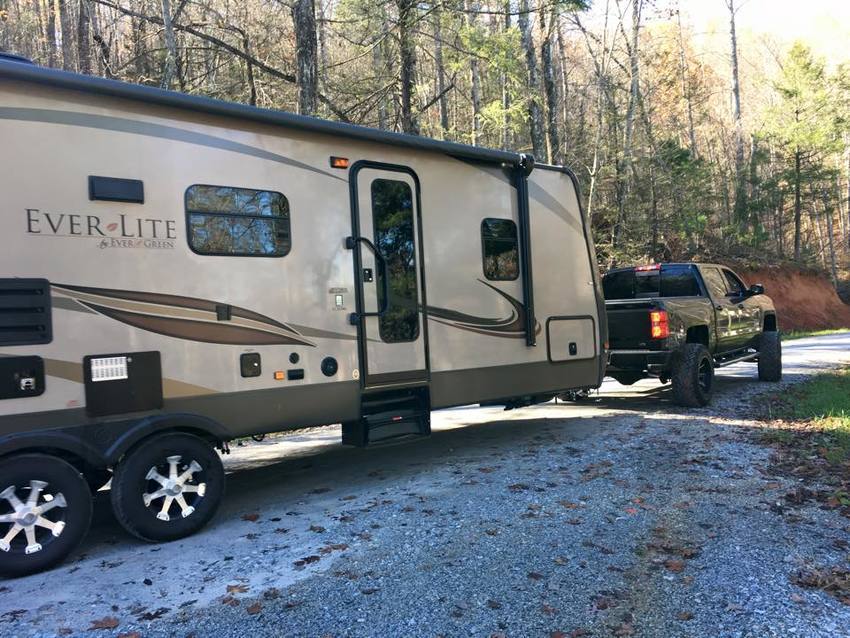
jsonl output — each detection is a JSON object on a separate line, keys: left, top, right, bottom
{"left": 0, "top": 279, "right": 52, "bottom": 346}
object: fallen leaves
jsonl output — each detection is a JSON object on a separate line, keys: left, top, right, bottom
{"left": 791, "top": 565, "right": 850, "bottom": 605}
{"left": 241, "top": 513, "right": 260, "bottom": 522}
{"left": 527, "top": 571, "right": 544, "bottom": 581}
{"left": 676, "top": 611, "right": 694, "bottom": 621}
{"left": 664, "top": 559, "right": 686, "bottom": 573}
{"left": 319, "top": 543, "right": 349, "bottom": 554}
{"left": 293, "top": 555, "right": 322, "bottom": 568}
{"left": 246, "top": 602, "right": 262, "bottom": 615}
{"left": 309, "top": 524, "right": 326, "bottom": 533}
{"left": 88, "top": 617, "right": 119, "bottom": 631}
{"left": 226, "top": 584, "right": 249, "bottom": 594}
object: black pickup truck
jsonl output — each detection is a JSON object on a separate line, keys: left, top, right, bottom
{"left": 603, "top": 263, "right": 781, "bottom": 406}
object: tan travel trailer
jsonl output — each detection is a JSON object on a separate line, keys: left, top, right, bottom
{"left": 0, "top": 53, "right": 607, "bottom": 575}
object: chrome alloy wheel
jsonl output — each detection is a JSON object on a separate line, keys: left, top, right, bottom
{"left": 0, "top": 481, "right": 67, "bottom": 555}
{"left": 143, "top": 455, "right": 207, "bottom": 522}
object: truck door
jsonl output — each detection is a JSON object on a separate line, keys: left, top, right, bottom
{"left": 722, "top": 268, "right": 761, "bottom": 348}
{"left": 349, "top": 164, "right": 428, "bottom": 388}
{"left": 700, "top": 266, "right": 738, "bottom": 353}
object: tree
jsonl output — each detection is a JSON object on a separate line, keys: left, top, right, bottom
{"left": 292, "top": 0, "right": 318, "bottom": 115}
{"left": 518, "top": 0, "right": 544, "bottom": 157}
{"left": 764, "top": 43, "right": 840, "bottom": 262}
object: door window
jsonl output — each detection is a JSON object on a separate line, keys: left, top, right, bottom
{"left": 701, "top": 267, "right": 728, "bottom": 300}
{"left": 371, "top": 179, "right": 419, "bottom": 343}
{"left": 722, "top": 269, "right": 747, "bottom": 296}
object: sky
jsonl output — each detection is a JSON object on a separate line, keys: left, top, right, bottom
{"left": 680, "top": 0, "right": 850, "bottom": 64}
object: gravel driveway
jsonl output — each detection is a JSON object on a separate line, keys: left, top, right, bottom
{"left": 3, "top": 333, "right": 850, "bottom": 638}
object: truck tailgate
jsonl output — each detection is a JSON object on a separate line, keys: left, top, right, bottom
{"left": 605, "top": 299, "right": 659, "bottom": 349}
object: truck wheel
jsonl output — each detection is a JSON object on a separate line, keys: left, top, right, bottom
{"left": 611, "top": 373, "right": 644, "bottom": 386}
{"left": 758, "top": 331, "right": 782, "bottom": 382}
{"left": 671, "top": 343, "right": 714, "bottom": 407}
{"left": 110, "top": 433, "right": 224, "bottom": 543}
{"left": 0, "top": 454, "right": 92, "bottom": 577}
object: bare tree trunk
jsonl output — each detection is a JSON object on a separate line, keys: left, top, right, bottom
{"left": 46, "top": 0, "right": 58, "bottom": 67}
{"left": 465, "top": 0, "right": 481, "bottom": 145}
{"left": 76, "top": 0, "right": 91, "bottom": 73}
{"left": 58, "top": 0, "right": 74, "bottom": 70}
{"left": 557, "top": 17, "right": 569, "bottom": 161}
{"left": 676, "top": 2, "right": 697, "bottom": 157}
{"left": 501, "top": 0, "right": 511, "bottom": 150}
{"left": 433, "top": 5, "right": 449, "bottom": 135}
{"left": 372, "top": 21, "right": 388, "bottom": 130}
{"left": 794, "top": 148, "right": 803, "bottom": 261}
{"left": 397, "top": 0, "right": 419, "bottom": 135}
{"left": 519, "top": 0, "right": 544, "bottom": 158}
{"left": 159, "top": 0, "right": 177, "bottom": 88}
{"left": 612, "top": 0, "right": 641, "bottom": 250}
{"left": 540, "top": 6, "right": 559, "bottom": 163}
{"left": 824, "top": 194, "right": 838, "bottom": 285}
{"left": 317, "top": 0, "right": 329, "bottom": 96}
{"left": 727, "top": 0, "right": 746, "bottom": 225}
{"left": 292, "top": 0, "right": 318, "bottom": 115}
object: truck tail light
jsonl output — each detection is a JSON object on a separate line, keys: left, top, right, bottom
{"left": 650, "top": 310, "right": 669, "bottom": 339}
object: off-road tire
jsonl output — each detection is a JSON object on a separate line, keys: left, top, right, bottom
{"left": 111, "top": 432, "right": 224, "bottom": 543}
{"left": 610, "top": 372, "right": 644, "bottom": 386}
{"left": 758, "top": 331, "right": 782, "bottom": 382}
{"left": 671, "top": 343, "right": 714, "bottom": 407}
{"left": 0, "top": 454, "right": 92, "bottom": 577}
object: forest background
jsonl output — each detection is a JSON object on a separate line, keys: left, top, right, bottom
{"left": 2, "top": 0, "right": 849, "bottom": 299}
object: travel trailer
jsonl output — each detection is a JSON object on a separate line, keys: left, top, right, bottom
{"left": 0, "top": 53, "right": 606, "bottom": 575}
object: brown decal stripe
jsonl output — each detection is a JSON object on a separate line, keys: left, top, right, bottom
{"left": 427, "top": 280, "right": 539, "bottom": 338}
{"left": 54, "top": 284, "right": 301, "bottom": 335}
{"left": 81, "top": 302, "right": 316, "bottom": 347}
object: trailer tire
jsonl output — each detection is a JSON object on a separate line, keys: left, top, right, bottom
{"left": 0, "top": 454, "right": 92, "bottom": 577}
{"left": 610, "top": 372, "right": 644, "bottom": 386}
{"left": 671, "top": 343, "right": 714, "bottom": 407}
{"left": 110, "top": 433, "right": 224, "bottom": 543}
{"left": 758, "top": 331, "right": 782, "bottom": 382}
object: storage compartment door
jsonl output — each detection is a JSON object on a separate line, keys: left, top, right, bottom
{"left": 546, "top": 316, "right": 597, "bottom": 363}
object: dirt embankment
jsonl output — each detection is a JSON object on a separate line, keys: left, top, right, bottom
{"left": 739, "top": 267, "right": 850, "bottom": 331}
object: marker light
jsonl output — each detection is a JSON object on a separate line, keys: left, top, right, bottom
{"left": 635, "top": 264, "right": 661, "bottom": 272}
{"left": 329, "top": 156, "right": 350, "bottom": 169}
{"left": 274, "top": 371, "right": 285, "bottom": 380}
{"left": 650, "top": 310, "right": 669, "bottom": 339}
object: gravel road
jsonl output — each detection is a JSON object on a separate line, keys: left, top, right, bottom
{"left": 3, "top": 333, "right": 850, "bottom": 638}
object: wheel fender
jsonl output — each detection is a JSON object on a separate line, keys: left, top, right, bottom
{"left": 103, "top": 413, "right": 232, "bottom": 465}
{"left": 0, "top": 431, "right": 105, "bottom": 467}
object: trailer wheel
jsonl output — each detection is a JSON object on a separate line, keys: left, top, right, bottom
{"left": 110, "top": 433, "right": 224, "bottom": 543}
{"left": 758, "top": 331, "right": 782, "bottom": 382}
{"left": 671, "top": 343, "right": 714, "bottom": 407}
{"left": 0, "top": 454, "right": 92, "bottom": 577}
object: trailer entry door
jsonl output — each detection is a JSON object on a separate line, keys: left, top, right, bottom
{"left": 350, "top": 165, "right": 427, "bottom": 388}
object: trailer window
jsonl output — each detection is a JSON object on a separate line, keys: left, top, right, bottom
{"left": 481, "top": 219, "right": 519, "bottom": 281}
{"left": 185, "top": 185, "right": 290, "bottom": 257}
{"left": 371, "top": 179, "right": 419, "bottom": 343}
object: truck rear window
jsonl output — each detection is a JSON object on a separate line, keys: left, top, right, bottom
{"left": 603, "top": 265, "right": 701, "bottom": 299}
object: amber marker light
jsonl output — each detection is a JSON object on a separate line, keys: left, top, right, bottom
{"left": 330, "top": 156, "right": 350, "bottom": 169}
{"left": 274, "top": 371, "right": 285, "bottom": 381}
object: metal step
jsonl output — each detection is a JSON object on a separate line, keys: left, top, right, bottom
{"left": 342, "top": 387, "right": 431, "bottom": 447}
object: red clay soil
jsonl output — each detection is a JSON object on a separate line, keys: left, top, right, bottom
{"left": 738, "top": 267, "right": 850, "bottom": 332}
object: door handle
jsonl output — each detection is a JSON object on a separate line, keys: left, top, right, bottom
{"left": 345, "top": 236, "right": 389, "bottom": 323}
{"left": 715, "top": 305, "right": 723, "bottom": 311}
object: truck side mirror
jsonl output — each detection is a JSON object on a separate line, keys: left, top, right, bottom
{"left": 748, "top": 283, "right": 764, "bottom": 296}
